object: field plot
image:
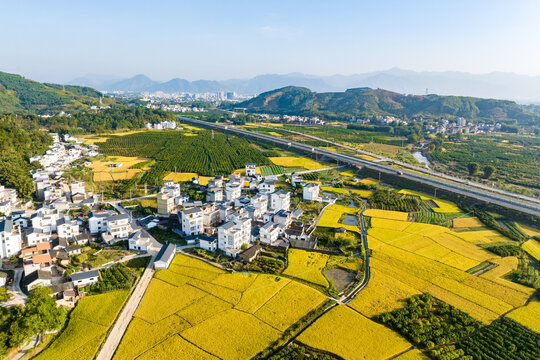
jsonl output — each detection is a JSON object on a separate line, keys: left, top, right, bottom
{"left": 365, "top": 219, "right": 534, "bottom": 324}
{"left": 515, "top": 223, "right": 540, "bottom": 237}
{"left": 363, "top": 209, "right": 408, "bottom": 221}
{"left": 34, "top": 290, "right": 128, "bottom": 360}
{"left": 317, "top": 204, "right": 360, "bottom": 231}
{"left": 283, "top": 249, "right": 329, "bottom": 287}
{"left": 90, "top": 156, "right": 147, "bottom": 182}
{"left": 452, "top": 217, "right": 484, "bottom": 228}
{"left": 269, "top": 156, "right": 329, "bottom": 170}
{"left": 348, "top": 271, "right": 420, "bottom": 317}
{"left": 297, "top": 305, "right": 411, "bottom": 360}
{"left": 163, "top": 172, "right": 213, "bottom": 185}
{"left": 506, "top": 299, "right": 540, "bottom": 333}
{"left": 522, "top": 239, "right": 540, "bottom": 260}
{"left": 398, "top": 189, "right": 461, "bottom": 213}
{"left": 453, "top": 229, "right": 509, "bottom": 244}
{"left": 115, "top": 255, "right": 327, "bottom": 360}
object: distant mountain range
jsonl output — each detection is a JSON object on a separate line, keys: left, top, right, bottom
{"left": 236, "top": 86, "right": 539, "bottom": 125}
{"left": 0, "top": 71, "right": 113, "bottom": 114}
{"left": 69, "top": 68, "right": 540, "bottom": 102}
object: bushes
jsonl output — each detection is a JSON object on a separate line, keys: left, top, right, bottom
{"left": 244, "top": 257, "right": 285, "bottom": 274}
{"left": 368, "top": 189, "right": 423, "bottom": 212}
{"left": 485, "top": 245, "right": 521, "bottom": 257}
{"left": 375, "top": 293, "right": 482, "bottom": 349}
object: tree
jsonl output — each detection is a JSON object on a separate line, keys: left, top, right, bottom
{"left": 25, "top": 287, "right": 67, "bottom": 336}
{"left": 483, "top": 165, "right": 496, "bottom": 179}
{"left": 467, "top": 163, "right": 479, "bottom": 176}
{"left": 408, "top": 134, "right": 419, "bottom": 144}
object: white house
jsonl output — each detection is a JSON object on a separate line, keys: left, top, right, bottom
{"left": 270, "top": 190, "right": 291, "bottom": 212}
{"left": 157, "top": 192, "right": 176, "bottom": 215}
{"left": 0, "top": 201, "right": 11, "bottom": 216}
{"left": 303, "top": 183, "right": 320, "bottom": 201}
{"left": 217, "top": 217, "right": 251, "bottom": 253}
{"left": 70, "top": 180, "right": 85, "bottom": 196}
{"left": 128, "top": 230, "right": 153, "bottom": 252}
{"left": 0, "top": 220, "right": 21, "bottom": 258}
{"left": 70, "top": 270, "right": 99, "bottom": 288}
{"left": 273, "top": 209, "right": 292, "bottom": 227}
{"left": 202, "top": 204, "right": 220, "bottom": 231}
{"left": 181, "top": 208, "right": 203, "bottom": 236}
{"left": 259, "top": 222, "right": 281, "bottom": 245}
{"left": 107, "top": 214, "right": 132, "bottom": 239}
{"left": 161, "top": 181, "right": 181, "bottom": 198}
{"left": 199, "top": 235, "right": 218, "bottom": 251}
{"left": 0, "top": 185, "right": 17, "bottom": 204}
{"left": 88, "top": 212, "right": 110, "bottom": 233}
{"left": 154, "top": 243, "right": 176, "bottom": 270}
{"left": 258, "top": 180, "right": 276, "bottom": 194}
{"left": 31, "top": 211, "right": 60, "bottom": 233}
{"left": 245, "top": 163, "right": 256, "bottom": 177}
{"left": 250, "top": 194, "right": 268, "bottom": 217}
{"left": 225, "top": 184, "right": 241, "bottom": 202}
{"left": 25, "top": 228, "right": 50, "bottom": 246}
{"left": 206, "top": 187, "right": 223, "bottom": 203}
{"left": 56, "top": 216, "right": 80, "bottom": 240}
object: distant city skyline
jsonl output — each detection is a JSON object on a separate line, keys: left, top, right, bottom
{"left": 2, "top": 0, "right": 540, "bottom": 83}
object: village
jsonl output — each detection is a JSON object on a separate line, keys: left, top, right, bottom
{"left": 0, "top": 132, "right": 339, "bottom": 307}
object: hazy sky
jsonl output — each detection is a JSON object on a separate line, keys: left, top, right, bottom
{"left": 2, "top": 0, "right": 540, "bottom": 82}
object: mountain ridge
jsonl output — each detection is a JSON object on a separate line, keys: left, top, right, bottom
{"left": 69, "top": 68, "right": 540, "bottom": 101}
{"left": 234, "top": 86, "right": 539, "bottom": 125}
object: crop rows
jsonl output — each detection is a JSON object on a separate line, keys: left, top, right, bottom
{"left": 97, "top": 131, "right": 270, "bottom": 184}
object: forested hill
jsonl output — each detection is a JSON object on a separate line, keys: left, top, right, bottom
{"left": 236, "top": 86, "right": 539, "bottom": 125}
{"left": 0, "top": 71, "right": 115, "bottom": 114}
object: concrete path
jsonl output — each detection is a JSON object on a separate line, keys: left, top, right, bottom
{"left": 10, "top": 335, "right": 39, "bottom": 360}
{"left": 2, "top": 269, "right": 26, "bottom": 307}
{"left": 95, "top": 260, "right": 155, "bottom": 360}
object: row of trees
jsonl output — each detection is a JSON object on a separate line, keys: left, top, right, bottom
{"left": 467, "top": 162, "right": 496, "bottom": 179}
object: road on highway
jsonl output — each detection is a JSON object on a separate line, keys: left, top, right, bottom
{"left": 178, "top": 117, "right": 540, "bottom": 218}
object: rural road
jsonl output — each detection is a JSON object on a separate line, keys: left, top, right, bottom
{"left": 2, "top": 269, "right": 26, "bottom": 307}
{"left": 95, "top": 261, "right": 155, "bottom": 360}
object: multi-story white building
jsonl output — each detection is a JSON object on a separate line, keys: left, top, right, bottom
{"left": 0, "top": 185, "right": 17, "bottom": 204}
{"left": 217, "top": 217, "right": 251, "bottom": 252}
{"left": 181, "top": 208, "right": 203, "bottom": 236}
{"left": 303, "top": 183, "right": 320, "bottom": 201}
{"left": 245, "top": 163, "right": 256, "bottom": 177}
{"left": 107, "top": 214, "right": 132, "bottom": 239}
{"left": 250, "top": 194, "right": 268, "bottom": 219}
{"left": 225, "top": 184, "right": 241, "bottom": 202}
{"left": 259, "top": 222, "right": 281, "bottom": 245}
{"left": 88, "top": 212, "right": 110, "bottom": 233}
{"left": 0, "top": 201, "right": 12, "bottom": 216}
{"left": 206, "top": 187, "right": 223, "bottom": 203}
{"left": 270, "top": 190, "right": 290, "bottom": 212}
{"left": 31, "top": 210, "right": 60, "bottom": 233}
{"left": 43, "top": 185, "right": 63, "bottom": 201}
{"left": 207, "top": 176, "right": 223, "bottom": 188}
{"left": 161, "top": 181, "right": 181, "bottom": 198}
{"left": 70, "top": 180, "right": 85, "bottom": 196}
{"left": 56, "top": 216, "right": 80, "bottom": 240}
{"left": 202, "top": 204, "right": 221, "bottom": 231}
{"left": 0, "top": 220, "right": 21, "bottom": 258}
{"left": 258, "top": 180, "right": 276, "bottom": 194}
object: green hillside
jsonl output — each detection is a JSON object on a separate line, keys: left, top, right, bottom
{"left": 0, "top": 71, "right": 114, "bottom": 114}
{"left": 236, "top": 86, "right": 539, "bottom": 125}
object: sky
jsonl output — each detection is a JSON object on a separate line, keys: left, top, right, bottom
{"left": 2, "top": 0, "right": 540, "bottom": 83}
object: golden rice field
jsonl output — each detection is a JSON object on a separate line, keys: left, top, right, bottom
{"left": 269, "top": 156, "right": 328, "bottom": 170}
{"left": 115, "top": 254, "right": 326, "bottom": 360}
{"left": 350, "top": 189, "right": 373, "bottom": 198}
{"left": 320, "top": 186, "right": 349, "bottom": 195}
{"left": 363, "top": 209, "right": 409, "bottom": 221}
{"left": 267, "top": 131, "right": 283, "bottom": 137}
{"left": 452, "top": 217, "right": 484, "bottom": 228}
{"left": 392, "top": 349, "right": 430, "bottom": 360}
{"left": 348, "top": 271, "right": 420, "bottom": 317}
{"left": 515, "top": 223, "right": 540, "bottom": 237}
{"left": 364, "top": 219, "right": 534, "bottom": 324}
{"left": 297, "top": 305, "right": 411, "bottom": 360}
{"left": 35, "top": 290, "right": 129, "bottom": 360}
{"left": 162, "top": 172, "right": 213, "bottom": 185}
{"left": 90, "top": 156, "right": 148, "bottom": 182}
{"left": 506, "top": 299, "right": 540, "bottom": 333}
{"left": 283, "top": 249, "right": 330, "bottom": 287}
{"left": 317, "top": 204, "right": 359, "bottom": 231}
{"left": 359, "top": 177, "right": 378, "bottom": 185}
{"left": 522, "top": 239, "right": 540, "bottom": 260}
{"left": 339, "top": 170, "right": 356, "bottom": 177}
{"left": 452, "top": 229, "right": 510, "bottom": 244}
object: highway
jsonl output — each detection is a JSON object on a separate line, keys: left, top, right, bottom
{"left": 178, "top": 117, "right": 540, "bottom": 218}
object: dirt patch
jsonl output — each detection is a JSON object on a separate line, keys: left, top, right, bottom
{"left": 325, "top": 268, "right": 355, "bottom": 291}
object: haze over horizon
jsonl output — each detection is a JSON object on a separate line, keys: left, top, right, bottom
{"left": 3, "top": 0, "right": 540, "bottom": 84}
